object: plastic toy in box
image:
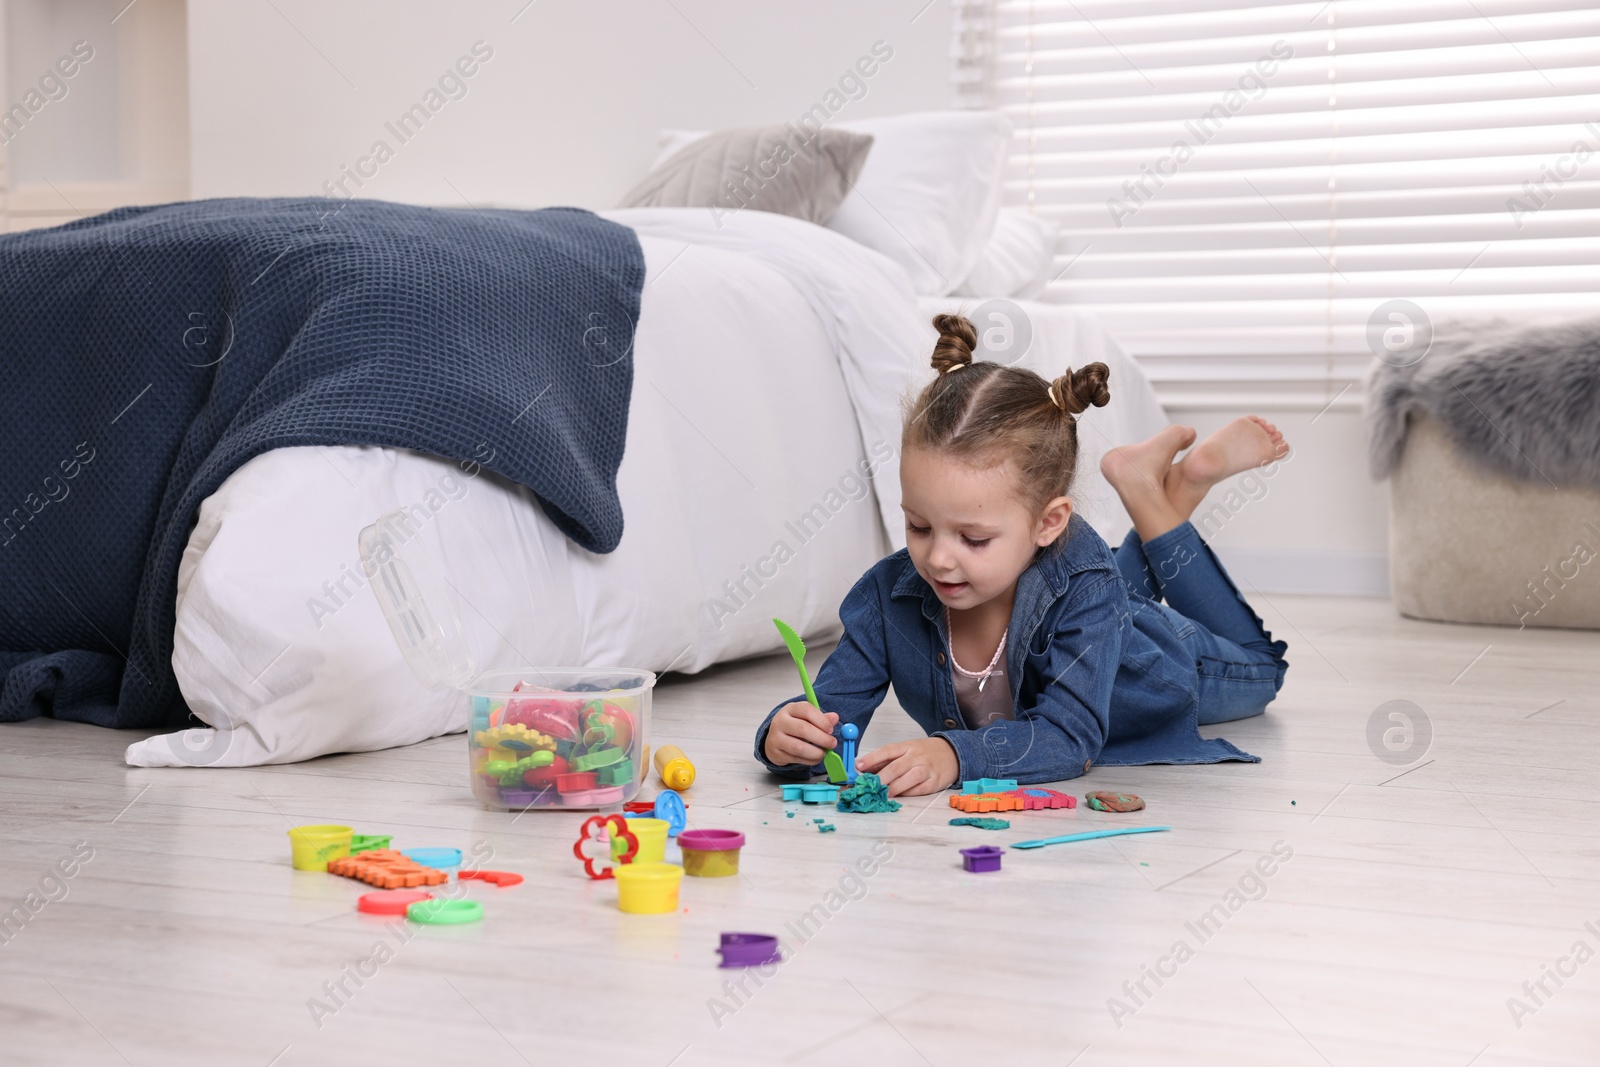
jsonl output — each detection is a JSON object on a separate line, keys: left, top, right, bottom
{"left": 468, "top": 672, "right": 652, "bottom": 810}
{"left": 357, "top": 510, "right": 655, "bottom": 813}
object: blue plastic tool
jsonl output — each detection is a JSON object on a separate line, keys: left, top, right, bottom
{"left": 1009, "top": 826, "right": 1170, "bottom": 850}
{"left": 401, "top": 847, "right": 463, "bottom": 868}
{"left": 839, "top": 723, "right": 859, "bottom": 784}
{"left": 652, "top": 790, "right": 687, "bottom": 837}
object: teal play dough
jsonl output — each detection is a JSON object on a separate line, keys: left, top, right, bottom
{"left": 836, "top": 772, "right": 902, "bottom": 814}
{"left": 949, "top": 817, "right": 1011, "bottom": 830}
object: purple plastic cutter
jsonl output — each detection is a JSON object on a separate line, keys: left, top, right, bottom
{"left": 717, "top": 932, "right": 782, "bottom": 968}
{"left": 960, "top": 845, "right": 1003, "bottom": 873}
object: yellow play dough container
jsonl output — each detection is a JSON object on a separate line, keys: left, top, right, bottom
{"left": 613, "top": 862, "right": 684, "bottom": 914}
{"left": 613, "top": 818, "right": 669, "bottom": 864}
{"left": 287, "top": 825, "right": 353, "bottom": 871}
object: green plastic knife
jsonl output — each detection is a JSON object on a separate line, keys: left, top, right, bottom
{"left": 773, "top": 618, "right": 819, "bottom": 708}
{"left": 774, "top": 618, "right": 847, "bottom": 783}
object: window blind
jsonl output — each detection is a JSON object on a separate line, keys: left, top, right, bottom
{"left": 957, "top": 0, "right": 1600, "bottom": 405}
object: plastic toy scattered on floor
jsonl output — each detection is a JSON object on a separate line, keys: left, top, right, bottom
{"left": 836, "top": 772, "right": 901, "bottom": 813}
{"left": 349, "top": 833, "right": 392, "bottom": 855}
{"left": 1010, "top": 826, "right": 1170, "bottom": 849}
{"left": 621, "top": 818, "right": 670, "bottom": 864}
{"left": 678, "top": 830, "right": 744, "bottom": 877}
{"left": 718, "top": 933, "right": 782, "bottom": 968}
{"left": 401, "top": 847, "right": 463, "bottom": 873}
{"left": 949, "top": 817, "right": 1011, "bottom": 830}
{"left": 653, "top": 744, "right": 696, "bottom": 791}
{"left": 573, "top": 814, "right": 640, "bottom": 880}
{"left": 357, "top": 889, "right": 433, "bottom": 915}
{"left": 287, "top": 824, "right": 354, "bottom": 871}
{"left": 799, "top": 783, "right": 839, "bottom": 804}
{"left": 960, "top": 845, "right": 1004, "bottom": 873}
{"left": 614, "top": 862, "right": 684, "bottom": 914}
{"left": 625, "top": 789, "right": 688, "bottom": 837}
{"left": 1085, "top": 791, "right": 1145, "bottom": 813}
{"left": 328, "top": 849, "right": 449, "bottom": 889}
{"left": 407, "top": 899, "right": 484, "bottom": 925}
{"left": 950, "top": 787, "right": 1076, "bottom": 813}
{"left": 961, "top": 778, "right": 1019, "bottom": 794}
{"left": 459, "top": 869, "right": 523, "bottom": 888}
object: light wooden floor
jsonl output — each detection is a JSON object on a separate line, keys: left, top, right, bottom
{"left": 2, "top": 595, "right": 1596, "bottom": 1066}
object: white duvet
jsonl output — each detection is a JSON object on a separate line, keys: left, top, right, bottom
{"left": 128, "top": 208, "right": 1164, "bottom": 768}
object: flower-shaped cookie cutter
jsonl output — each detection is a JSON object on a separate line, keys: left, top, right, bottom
{"left": 572, "top": 813, "right": 638, "bottom": 880}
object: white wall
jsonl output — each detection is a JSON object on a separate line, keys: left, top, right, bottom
{"left": 187, "top": 0, "right": 954, "bottom": 208}
{"left": 2, "top": 0, "right": 188, "bottom": 231}
{"left": 1172, "top": 406, "right": 1391, "bottom": 597}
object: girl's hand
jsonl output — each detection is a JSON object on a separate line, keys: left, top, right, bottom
{"left": 764, "top": 701, "right": 840, "bottom": 768}
{"left": 855, "top": 737, "right": 959, "bottom": 797}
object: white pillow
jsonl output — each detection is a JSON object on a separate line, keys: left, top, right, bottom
{"left": 649, "top": 112, "right": 1012, "bottom": 297}
{"left": 955, "top": 208, "right": 1061, "bottom": 299}
{"left": 826, "top": 111, "right": 1011, "bottom": 297}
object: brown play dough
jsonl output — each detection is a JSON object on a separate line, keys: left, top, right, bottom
{"left": 1085, "top": 790, "right": 1145, "bottom": 813}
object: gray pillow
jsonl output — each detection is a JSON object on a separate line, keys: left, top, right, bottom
{"left": 618, "top": 125, "right": 873, "bottom": 225}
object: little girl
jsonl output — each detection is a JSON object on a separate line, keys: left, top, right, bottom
{"left": 755, "top": 314, "right": 1290, "bottom": 796}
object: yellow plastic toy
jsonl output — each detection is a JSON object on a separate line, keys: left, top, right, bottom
{"left": 613, "top": 818, "right": 669, "bottom": 864}
{"left": 287, "top": 824, "right": 353, "bottom": 871}
{"left": 613, "top": 862, "right": 684, "bottom": 914}
{"left": 473, "top": 723, "right": 555, "bottom": 763}
{"left": 653, "top": 744, "right": 695, "bottom": 791}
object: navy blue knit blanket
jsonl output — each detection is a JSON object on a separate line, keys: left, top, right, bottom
{"left": 0, "top": 197, "right": 644, "bottom": 729}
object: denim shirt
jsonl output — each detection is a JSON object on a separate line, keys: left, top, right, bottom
{"left": 754, "top": 515, "right": 1258, "bottom": 784}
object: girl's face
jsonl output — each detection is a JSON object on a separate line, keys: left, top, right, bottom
{"left": 899, "top": 447, "right": 1072, "bottom": 610}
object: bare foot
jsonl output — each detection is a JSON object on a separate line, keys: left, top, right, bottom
{"left": 1101, "top": 424, "right": 1196, "bottom": 540}
{"left": 1165, "top": 416, "right": 1290, "bottom": 518}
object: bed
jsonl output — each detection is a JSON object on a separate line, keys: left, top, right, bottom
{"left": 122, "top": 205, "right": 1165, "bottom": 767}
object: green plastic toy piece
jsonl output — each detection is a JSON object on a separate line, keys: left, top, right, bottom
{"left": 836, "top": 772, "right": 902, "bottom": 814}
{"left": 822, "top": 750, "right": 848, "bottom": 784}
{"left": 596, "top": 757, "right": 634, "bottom": 786}
{"left": 772, "top": 619, "right": 820, "bottom": 709}
{"left": 407, "top": 899, "right": 484, "bottom": 925}
{"left": 497, "top": 751, "right": 555, "bottom": 786}
{"left": 949, "top": 817, "right": 1010, "bottom": 831}
{"left": 350, "top": 834, "right": 392, "bottom": 853}
{"left": 573, "top": 747, "right": 624, "bottom": 772}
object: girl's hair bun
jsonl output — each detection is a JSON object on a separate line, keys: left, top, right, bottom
{"left": 930, "top": 314, "right": 977, "bottom": 376}
{"left": 1049, "top": 362, "right": 1111, "bottom": 416}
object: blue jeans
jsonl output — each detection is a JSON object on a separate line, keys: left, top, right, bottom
{"left": 1114, "top": 522, "right": 1288, "bottom": 725}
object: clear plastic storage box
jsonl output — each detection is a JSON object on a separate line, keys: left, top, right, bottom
{"left": 358, "top": 510, "right": 654, "bottom": 811}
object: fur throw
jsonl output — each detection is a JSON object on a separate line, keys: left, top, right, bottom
{"left": 1366, "top": 316, "right": 1600, "bottom": 489}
